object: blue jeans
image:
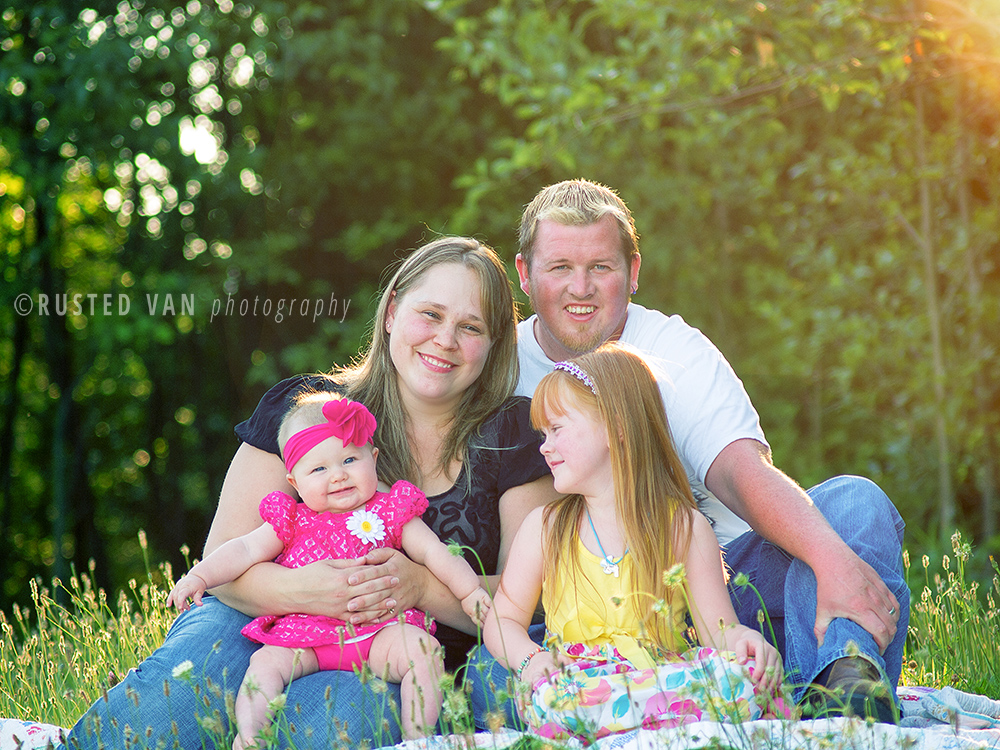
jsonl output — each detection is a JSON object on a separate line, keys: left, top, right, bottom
{"left": 725, "top": 475, "right": 909, "bottom": 705}
{"left": 467, "top": 475, "right": 909, "bottom": 726}
{"left": 465, "top": 623, "right": 547, "bottom": 731}
{"left": 61, "top": 597, "right": 403, "bottom": 749}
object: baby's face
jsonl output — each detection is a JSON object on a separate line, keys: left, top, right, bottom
{"left": 288, "top": 438, "right": 379, "bottom": 514}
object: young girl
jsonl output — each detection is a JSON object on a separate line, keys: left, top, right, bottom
{"left": 483, "top": 343, "right": 784, "bottom": 740}
{"left": 168, "top": 393, "right": 491, "bottom": 748}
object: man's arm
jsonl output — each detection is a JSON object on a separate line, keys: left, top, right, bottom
{"left": 705, "top": 438, "right": 900, "bottom": 652}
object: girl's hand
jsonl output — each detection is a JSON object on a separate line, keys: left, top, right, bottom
{"left": 461, "top": 586, "right": 492, "bottom": 627}
{"left": 519, "top": 649, "right": 568, "bottom": 692}
{"left": 166, "top": 572, "right": 209, "bottom": 612}
{"left": 514, "top": 649, "right": 571, "bottom": 721}
{"left": 729, "top": 626, "right": 782, "bottom": 696}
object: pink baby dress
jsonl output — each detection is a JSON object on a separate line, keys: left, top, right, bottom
{"left": 241, "top": 480, "right": 434, "bottom": 648}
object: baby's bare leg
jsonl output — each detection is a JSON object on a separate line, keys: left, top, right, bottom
{"left": 368, "top": 625, "right": 445, "bottom": 739}
{"left": 234, "top": 645, "right": 319, "bottom": 750}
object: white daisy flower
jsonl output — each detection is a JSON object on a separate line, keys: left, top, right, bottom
{"left": 347, "top": 509, "right": 385, "bottom": 544}
{"left": 172, "top": 659, "right": 194, "bottom": 680}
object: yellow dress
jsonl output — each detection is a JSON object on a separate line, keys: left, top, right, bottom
{"left": 542, "top": 536, "right": 687, "bottom": 670}
{"left": 531, "top": 537, "right": 766, "bottom": 740}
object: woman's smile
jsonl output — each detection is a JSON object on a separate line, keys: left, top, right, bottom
{"left": 418, "top": 352, "right": 457, "bottom": 371}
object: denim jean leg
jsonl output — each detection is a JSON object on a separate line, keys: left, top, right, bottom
{"left": 275, "top": 660, "right": 402, "bottom": 748}
{"left": 784, "top": 476, "right": 909, "bottom": 704}
{"left": 62, "top": 596, "right": 256, "bottom": 750}
{"left": 467, "top": 622, "right": 546, "bottom": 731}
{"left": 61, "top": 597, "right": 403, "bottom": 750}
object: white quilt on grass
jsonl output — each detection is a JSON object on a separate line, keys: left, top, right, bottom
{"left": 3, "top": 686, "right": 998, "bottom": 750}
{"left": 389, "top": 719, "right": 998, "bottom": 750}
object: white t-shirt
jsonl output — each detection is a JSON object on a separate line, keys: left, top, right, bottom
{"left": 516, "top": 303, "right": 766, "bottom": 546}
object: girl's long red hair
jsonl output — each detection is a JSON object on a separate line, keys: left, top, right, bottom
{"left": 530, "top": 343, "right": 699, "bottom": 652}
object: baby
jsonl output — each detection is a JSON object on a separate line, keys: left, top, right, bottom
{"left": 168, "top": 393, "right": 491, "bottom": 748}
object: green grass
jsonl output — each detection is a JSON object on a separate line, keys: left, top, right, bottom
{"left": 902, "top": 531, "right": 1000, "bottom": 697}
{"left": 0, "top": 531, "right": 175, "bottom": 728}
{"left": 1, "top": 530, "right": 997, "bottom": 749}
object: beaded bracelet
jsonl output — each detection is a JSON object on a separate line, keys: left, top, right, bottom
{"left": 516, "top": 646, "right": 547, "bottom": 681}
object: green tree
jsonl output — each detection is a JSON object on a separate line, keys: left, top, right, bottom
{"left": 0, "top": 0, "right": 271, "bottom": 600}
{"left": 0, "top": 0, "right": 521, "bottom": 607}
{"left": 427, "top": 0, "right": 1000, "bottom": 545}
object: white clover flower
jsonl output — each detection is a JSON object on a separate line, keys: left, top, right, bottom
{"left": 172, "top": 660, "right": 194, "bottom": 680}
{"left": 347, "top": 509, "right": 385, "bottom": 544}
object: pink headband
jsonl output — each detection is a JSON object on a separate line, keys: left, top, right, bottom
{"left": 283, "top": 399, "right": 377, "bottom": 472}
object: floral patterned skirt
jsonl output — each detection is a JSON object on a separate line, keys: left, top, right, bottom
{"left": 526, "top": 646, "right": 761, "bottom": 740}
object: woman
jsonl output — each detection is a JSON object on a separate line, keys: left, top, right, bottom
{"left": 63, "top": 237, "right": 556, "bottom": 749}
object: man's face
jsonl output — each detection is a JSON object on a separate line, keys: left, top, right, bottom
{"left": 516, "top": 216, "right": 641, "bottom": 362}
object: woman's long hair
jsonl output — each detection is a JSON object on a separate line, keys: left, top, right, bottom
{"left": 530, "top": 342, "right": 698, "bottom": 651}
{"left": 333, "top": 236, "right": 519, "bottom": 487}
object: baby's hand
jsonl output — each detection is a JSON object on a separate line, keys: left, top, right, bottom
{"left": 166, "top": 572, "right": 209, "bottom": 612}
{"left": 461, "top": 586, "right": 492, "bottom": 627}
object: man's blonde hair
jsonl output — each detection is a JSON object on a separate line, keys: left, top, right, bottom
{"left": 519, "top": 179, "right": 639, "bottom": 270}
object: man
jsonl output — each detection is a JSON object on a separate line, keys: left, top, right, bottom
{"left": 513, "top": 179, "right": 908, "bottom": 721}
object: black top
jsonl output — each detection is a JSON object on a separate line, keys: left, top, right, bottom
{"left": 235, "top": 373, "right": 550, "bottom": 667}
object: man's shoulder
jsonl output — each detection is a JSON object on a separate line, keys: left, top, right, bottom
{"left": 516, "top": 315, "right": 548, "bottom": 362}
{"left": 516, "top": 315, "right": 535, "bottom": 338}
{"left": 516, "top": 316, "right": 549, "bottom": 396}
{"left": 621, "top": 304, "right": 712, "bottom": 352}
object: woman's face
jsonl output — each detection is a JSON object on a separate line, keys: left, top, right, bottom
{"left": 385, "top": 262, "right": 493, "bottom": 411}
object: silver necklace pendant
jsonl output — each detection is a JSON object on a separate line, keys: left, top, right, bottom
{"left": 601, "top": 557, "right": 620, "bottom": 577}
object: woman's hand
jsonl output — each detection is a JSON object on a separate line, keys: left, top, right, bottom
{"left": 356, "top": 547, "right": 429, "bottom": 621}
{"left": 280, "top": 556, "right": 405, "bottom": 625}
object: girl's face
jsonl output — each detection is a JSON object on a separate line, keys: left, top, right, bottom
{"left": 385, "top": 263, "right": 493, "bottom": 410}
{"left": 538, "top": 397, "right": 612, "bottom": 498}
{"left": 287, "top": 438, "right": 379, "bottom": 514}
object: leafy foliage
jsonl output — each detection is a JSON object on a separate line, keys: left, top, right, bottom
{"left": 0, "top": 0, "right": 501, "bottom": 607}
{"left": 1, "top": 0, "right": 999, "bottom": 609}
{"left": 427, "top": 0, "right": 1000, "bottom": 544}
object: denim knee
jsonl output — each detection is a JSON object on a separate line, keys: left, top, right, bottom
{"left": 808, "top": 475, "right": 904, "bottom": 545}
{"left": 466, "top": 623, "right": 546, "bottom": 731}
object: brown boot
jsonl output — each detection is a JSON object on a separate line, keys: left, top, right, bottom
{"left": 802, "top": 657, "right": 898, "bottom": 724}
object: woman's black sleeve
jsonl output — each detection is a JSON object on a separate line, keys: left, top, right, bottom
{"left": 234, "top": 374, "right": 343, "bottom": 456}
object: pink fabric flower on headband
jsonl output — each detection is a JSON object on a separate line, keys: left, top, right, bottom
{"left": 283, "top": 399, "right": 378, "bottom": 472}
{"left": 321, "top": 399, "right": 377, "bottom": 448}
